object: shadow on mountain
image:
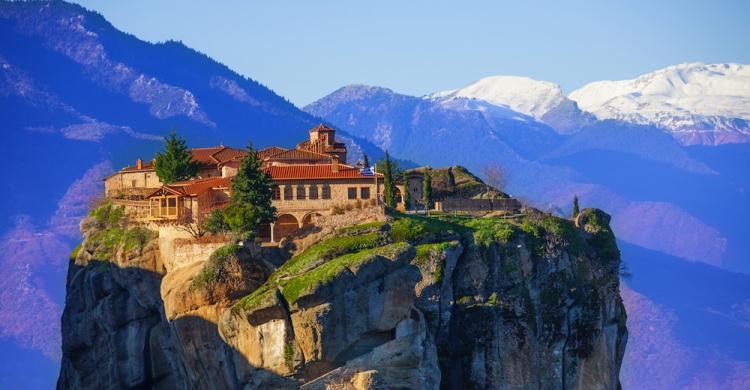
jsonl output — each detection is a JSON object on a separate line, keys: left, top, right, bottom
{"left": 622, "top": 241, "right": 750, "bottom": 361}
{"left": 57, "top": 259, "right": 296, "bottom": 389}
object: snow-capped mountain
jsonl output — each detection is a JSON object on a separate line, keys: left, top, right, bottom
{"left": 570, "top": 63, "right": 750, "bottom": 145}
{"left": 426, "top": 75, "right": 595, "bottom": 134}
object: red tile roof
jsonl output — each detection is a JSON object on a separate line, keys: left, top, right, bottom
{"left": 257, "top": 146, "right": 288, "bottom": 160}
{"left": 165, "top": 177, "right": 232, "bottom": 196}
{"left": 190, "top": 146, "right": 247, "bottom": 165}
{"left": 266, "top": 148, "right": 333, "bottom": 162}
{"left": 265, "top": 164, "right": 382, "bottom": 180}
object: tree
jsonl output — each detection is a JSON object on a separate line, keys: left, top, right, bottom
{"left": 225, "top": 141, "right": 277, "bottom": 239}
{"left": 422, "top": 169, "right": 433, "bottom": 210}
{"left": 402, "top": 171, "right": 411, "bottom": 210}
{"left": 204, "top": 209, "right": 229, "bottom": 234}
{"left": 482, "top": 163, "right": 506, "bottom": 200}
{"left": 154, "top": 130, "right": 199, "bottom": 183}
{"left": 363, "top": 154, "right": 370, "bottom": 167}
{"left": 572, "top": 195, "right": 580, "bottom": 219}
{"left": 176, "top": 212, "right": 208, "bottom": 239}
{"left": 381, "top": 151, "right": 397, "bottom": 208}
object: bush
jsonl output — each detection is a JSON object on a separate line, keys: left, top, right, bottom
{"left": 204, "top": 209, "right": 229, "bottom": 234}
{"left": 223, "top": 203, "right": 259, "bottom": 239}
{"left": 191, "top": 243, "right": 241, "bottom": 290}
{"left": 123, "top": 228, "right": 153, "bottom": 252}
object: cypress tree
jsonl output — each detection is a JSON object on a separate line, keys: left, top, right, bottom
{"left": 154, "top": 130, "right": 199, "bottom": 183}
{"left": 572, "top": 195, "right": 580, "bottom": 218}
{"left": 382, "top": 151, "right": 396, "bottom": 207}
{"left": 422, "top": 169, "right": 432, "bottom": 210}
{"left": 224, "top": 141, "right": 277, "bottom": 239}
{"left": 447, "top": 167, "right": 456, "bottom": 191}
{"left": 363, "top": 154, "right": 370, "bottom": 167}
{"left": 402, "top": 171, "right": 411, "bottom": 210}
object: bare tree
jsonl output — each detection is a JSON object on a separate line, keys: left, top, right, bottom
{"left": 176, "top": 211, "right": 208, "bottom": 240}
{"left": 482, "top": 163, "right": 506, "bottom": 200}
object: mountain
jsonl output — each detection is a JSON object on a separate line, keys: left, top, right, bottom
{"left": 0, "top": 2, "right": 384, "bottom": 388}
{"left": 59, "top": 205, "right": 627, "bottom": 389}
{"left": 427, "top": 75, "right": 595, "bottom": 134}
{"left": 569, "top": 63, "right": 750, "bottom": 145}
{"left": 306, "top": 76, "right": 750, "bottom": 388}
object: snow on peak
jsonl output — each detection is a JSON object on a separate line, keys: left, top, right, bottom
{"left": 569, "top": 63, "right": 750, "bottom": 132}
{"left": 426, "top": 75, "right": 566, "bottom": 119}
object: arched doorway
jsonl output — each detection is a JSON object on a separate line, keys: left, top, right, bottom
{"left": 302, "top": 212, "right": 323, "bottom": 228}
{"left": 274, "top": 214, "right": 300, "bottom": 240}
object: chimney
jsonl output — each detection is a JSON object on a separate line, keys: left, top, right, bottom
{"left": 331, "top": 155, "right": 339, "bottom": 173}
{"left": 136, "top": 158, "right": 143, "bottom": 170}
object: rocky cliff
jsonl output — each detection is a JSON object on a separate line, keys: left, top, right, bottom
{"left": 58, "top": 203, "right": 627, "bottom": 389}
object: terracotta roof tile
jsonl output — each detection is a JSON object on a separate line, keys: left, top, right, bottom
{"left": 190, "top": 146, "right": 247, "bottom": 165}
{"left": 257, "top": 146, "right": 288, "bottom": 160}
{"left": 266, "top": 148, "right": 332, "bottom": 162}
{"left": 166, "top": 177, "right": 232, "bottom": 196}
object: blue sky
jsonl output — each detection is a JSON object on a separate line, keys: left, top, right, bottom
{"left": 73, "top": 0, "right": 750, "bottom": 106}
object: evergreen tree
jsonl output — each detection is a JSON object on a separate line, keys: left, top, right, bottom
{"left": 363, "top": 154, "right": 370, "bottom": 167}
{"left": 422, "top": 169, "right": 433, "bottom": 210}
{"left": 154, "top": 130, "right": 199, "bottom": 183}
{"left": 402, "top": 171, "right": 411, "bottom": 210}
{"left": 572, "top": 195, "right": 580, "bottom": 218}
{"left": 224, "top": 141, "right": 277, "bottom": 239}
{"left": 381, "top": 151, "right": 397, "bottom": 208}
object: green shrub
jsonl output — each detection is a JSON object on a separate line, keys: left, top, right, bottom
{"left": 191, "top": 243, "right": 240, "bottom": 289}
{"left": 123, "top": 228, "right": 153, "bottom": 252}
{"left": 91, "top": 201, "right": 125, "bottom": 227}
{"left": 204, "top": 209, "right": 229, "bottom": 234}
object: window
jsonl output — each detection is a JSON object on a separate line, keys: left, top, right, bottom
{"left": 131, "top": 179, "right": 137, "bottom": 188}
{"left": 272, "top": 186, "right": 281, "bottom": 200}
{"left": 309, "top": 185, "right": 318, "bottom": 199}
{"left": 348, "top": 187, "right": 357, "bottom": 199}
{"left": 360, "top": 187, "right": 370, "bottom": 199}
{"left": 322, "top": 185, "right": 331, "bottom": 199}
{"left": 284, "top": 185, "right": 293, "bottom": 200}
{"left": 296, "top": 184, "right": 306, "bottom": 200}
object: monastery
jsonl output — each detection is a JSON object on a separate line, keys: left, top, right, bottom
{"left": 104, "top": 124, "right": 413, "bottom": 242}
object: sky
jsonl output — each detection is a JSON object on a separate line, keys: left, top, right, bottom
{"left": 72, "top": 0, "right": 750, "bottom": 107}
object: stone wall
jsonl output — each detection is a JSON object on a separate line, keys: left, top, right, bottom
{"left": 155, "top": 225, "right": 231, "bottom": 272}
{"left": 104, "top": 170, "right": 161, "bottom": 196}
{"left": 172, "top": 239, "right": 229, "bottom": 270}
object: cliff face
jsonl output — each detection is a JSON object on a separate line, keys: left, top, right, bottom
{"left": 58, "top": 205, "right": 627, "bottom": 389}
